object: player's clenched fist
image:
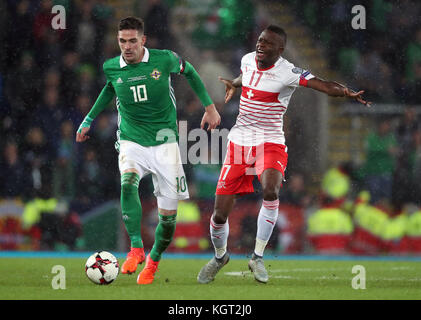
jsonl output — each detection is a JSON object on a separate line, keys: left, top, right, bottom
{"left": 76, "top": 116, "right": 93, "bottom": 142}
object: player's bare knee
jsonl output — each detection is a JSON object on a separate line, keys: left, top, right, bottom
{"left": 262, "top": 186, "right": 279, "bottom": 201}
{"left": 159, "top": 208, "right": 177, "bottom": 216}
{"left": 122, "top": 168, "right": 139, "bottom": 174}
{"left": 213, "top": 194, "right": 234, "bottom": 224}
{"left": 212, "top": 209, "right": 228, "bottom": 224}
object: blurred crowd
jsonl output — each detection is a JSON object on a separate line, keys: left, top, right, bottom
{"left": 289, "top": 0, "right": 421, "bottom": 104}
{"left": 1, "top": 0, "right": 117, "bottom": 209}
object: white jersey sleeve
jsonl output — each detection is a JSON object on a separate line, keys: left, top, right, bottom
{"left": 282, "top": 61, "right": 315, "bottom": 87}
{"left": 228, "top": 52, "right": 316, "bottom": 147}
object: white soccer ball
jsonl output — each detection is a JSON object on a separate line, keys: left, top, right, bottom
{"left": 85, "top": 251, "right": 119, "bottom": 285}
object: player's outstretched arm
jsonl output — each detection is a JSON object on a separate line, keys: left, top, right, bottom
{"left": 181, "top": 61, "right": 221, "bottom": 130}
{"left": 306, "top": 77, "right": 372, "bottom": 107}
{"left": 76, "top": 117, "right": 93, "bottom": 142}
{"left": 76, "top": 82, "right": 115, "bottom": 143}
{"left": 218, "top": 74, "right": 242, "bottom": 103}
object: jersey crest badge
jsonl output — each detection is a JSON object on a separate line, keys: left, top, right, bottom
{"left": 150, "top": 69, "right": 162, "bottom": 80}
{"left": 292, "top": 67, "right": 304, "bottom": 74}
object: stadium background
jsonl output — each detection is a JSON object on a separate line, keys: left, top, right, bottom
{"left": 1, "top": 0, "right": 421, "bottom": 257}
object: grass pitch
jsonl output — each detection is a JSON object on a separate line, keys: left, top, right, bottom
{"left": 1, "top": 253, "right": 420, "bottom": 300}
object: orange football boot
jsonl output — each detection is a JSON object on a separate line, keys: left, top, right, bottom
{"left": 137, "top": 255, "right": 159, "bottom": 285}
{"left": 121, "top": 247, "right": 145, "bottom": 274}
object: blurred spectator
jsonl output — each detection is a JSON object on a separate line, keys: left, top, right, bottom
{"left": 35, "top": 87, "right": 65, "bottom": 153}
{"left": 0, "top": 0, "right": 10, "bottom": 69}
{"left": 90, "top": 113, "right": 119, "bottom": 199}
{"left": 353, "top": 50, "right": 395, "bottom": 102}
{"left": 7, "top": 0, "right": 35, "bottom": 63}
{"left": 76, "top": 147, "right": 103, "bottom": 210}
{"left": 321, "top": 164, "right": 352, "bottom": 203}
{"left": 405, "top": 206, "right": 421, "bottom": 254}
{"left": 144, "top": 0, "right": 171, "bottom": 49}
{"left": 350, "top": 193, "right": 390, "bottom": 255}
{"left": 33, "top": 0, "right": 61, "bottom": 67}
{"left": 75, "top": 1, "right": 97, "bottom": 64}
{"left": 405, "top": 28, "right": 421, "bottom": 83}
{"left": 44, "top": 67, "right": 61, "bottom": 92}
{"left": 22, "top": 126, "right": 53, "bottom": 198}
{"left": 392, "top": 107, "right": 419, "bottom": 209}
{"left": 5, "top": 52, "right": 42, "bottom": 132}
{"left": 92, "top": 0, "right": 114, "bottom": 68}
{"left": 71, "top": 94, "right": 92, "bottom": 128}
{"left": 413, "top": 130, "right": 421, "bottom": 204}
{"left": 33, "top": 0, "right": 53, "bottom": 43}
{"left": 52, "top": 120, "right": 76, "bottom": 202}
{"left": 307, "top": 197, "right": 353, "bottom": 255}
{"left": 361, "top": 117, "right": 397, "bottom": 204}
{"left": 77, "top": 64, "right": 98, "bottom": 97}
{"left": 198, "top": 50, "right": 233, "bottom": 108}
{"left": 279, "top": 173, "right": 312, "bottom": 208}
{"left": 307, "top": 162, "right": 354, "bottom": 255}
{"left": 178, "top": 96, "right": 204, "bottom": 130}
{"left": 60, "top": 51, "right": 80, "bottom": 103}
{"left": 288, "top": 0, "right": 421, "bottom": 103}
{"left": 191, "top": 148, "right": 221, "bottom": 201}
{"left": 0, "top": 141, "right": 26, "bottom": 199}
{"left": 406, "top": 61, "right": 421, "bottom": 104}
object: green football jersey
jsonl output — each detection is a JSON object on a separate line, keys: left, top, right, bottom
{"left": 103, "top": 48, "right": 187, "bottom": 147}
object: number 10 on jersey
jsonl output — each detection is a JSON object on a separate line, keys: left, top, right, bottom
{"left": 130, "top": 85, "right": 148, "bottom": 102}
{"left": 176, "top": 176, "right": 187, "bottom": 193}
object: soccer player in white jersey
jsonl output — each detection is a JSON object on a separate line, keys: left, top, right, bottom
{"left": 197, "top": 25, "right": 371, "bottom": 284}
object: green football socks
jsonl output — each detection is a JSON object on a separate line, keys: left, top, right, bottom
{"left": 120, "top": 172, "right": 143, "bottom": 248}
{"left": 150, "top": 214, "right": 177, "bottom": 262}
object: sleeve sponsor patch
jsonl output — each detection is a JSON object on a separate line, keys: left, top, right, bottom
{"left": 171, "top": 51, "right": 185, "bottom": 73}
{"left": 292, "top": 67, "right": 304, "bottom": 74}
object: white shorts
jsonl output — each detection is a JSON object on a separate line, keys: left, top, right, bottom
{"left": 118, "top": 140, "right": 189, "bottom": 201}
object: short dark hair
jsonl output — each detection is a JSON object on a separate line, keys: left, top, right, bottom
{"left": 118, "top": 16, "right": 145, "bottom": 33}
{"left": 265, "top": 25, "right": 287, "bottom": 45}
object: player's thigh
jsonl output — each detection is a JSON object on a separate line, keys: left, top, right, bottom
{"left": 216, "top": 163, "right": 254, "bottom": 195}
{"left": 150, "top": 142, "right": 189, "bottom": 200}
{"left": 213, "top": 194, "right": 236, "bottom": 224}
{"left": 256, "top": 143, "right": 288, "bottom": 178}
{"left": 216, "top": 141, "right": 255, "bottom": 196}
{"left": 118, "top": 140, "right": 149, "bottom": 177}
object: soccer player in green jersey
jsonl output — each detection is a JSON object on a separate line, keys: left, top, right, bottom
{"left": 76, "top": 17, "right": 221, "bottom": 285}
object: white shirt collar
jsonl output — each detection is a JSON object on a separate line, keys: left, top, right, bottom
{"left": 119, "top": 47, "right": 150, "bottom": 68}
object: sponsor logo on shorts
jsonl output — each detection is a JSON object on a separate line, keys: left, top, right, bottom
{"left": 217, "top": 181, "right": 226, "bottom": 189}
{"left": 277, "top": 161, "right": 285, "bottom": 172}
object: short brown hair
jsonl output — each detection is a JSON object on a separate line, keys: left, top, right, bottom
{"left": 118, "top": 16, "right": 144, "bottom": 33}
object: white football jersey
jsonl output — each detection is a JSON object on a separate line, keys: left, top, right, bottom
{"left": 228, "top": 52, "right": 315, "bottom": 146}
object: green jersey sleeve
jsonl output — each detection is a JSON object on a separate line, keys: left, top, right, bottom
{"left": 166, "top": 50, "right": 213, "bottom": 107}
{"left": 86, "top": 80, "right": 116, "bottom": 120}
{"left": 77, "top": 63, "right": 116, "bottom": 133}
{"left": 167, "top": 50, "right": 185, "bottom": 74}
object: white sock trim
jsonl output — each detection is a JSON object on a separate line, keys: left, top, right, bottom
{"left": 210, "top": 217, "right": 229, "bottom": 259}
{"left": 254, "top": 238, "right": 268, "bottom": 257}
{"left": 215, "top": 245, "right": 227, "bottom": 259}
